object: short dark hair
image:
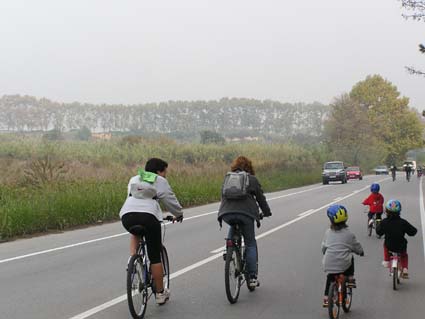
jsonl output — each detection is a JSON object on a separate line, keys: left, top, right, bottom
{"left": 145, "top": 158, "right": 168, "bottom": 174}
{"left": 330, "top": 222, "right": 348, "bottom": 230}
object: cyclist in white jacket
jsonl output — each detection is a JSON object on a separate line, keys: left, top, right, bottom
{"left": 120, "top": 158, "right": 183, "bottom": 305}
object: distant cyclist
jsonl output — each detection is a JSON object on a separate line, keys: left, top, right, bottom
{"left": 322, "top": 205, "right": 364, "bottom": 307}
{"left": 390, "top": 165, "right": 397, "bottom": 181}
{"left": 119, "top": 158, "right": 184, "bottom": 305}
{"left": 217, "top": 156, "right": 272, "bottom": 288}
{"left": 405, "top": 164, "right": 412, "bottom": 181}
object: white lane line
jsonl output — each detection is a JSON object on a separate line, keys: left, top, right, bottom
{"left": 68, "top": 183, "right": 373, "bottom": 319}
{"left": 298, "top": 209, "right": 314, "bottom": 217}
{"left": 419, "top": 179, "right": 425, "bottom": 263}
{"left": 333, "top": 197, "right": 343, "bottom": 201}
{"left": 0, "top": 185, "right": 323, "bottom": 265}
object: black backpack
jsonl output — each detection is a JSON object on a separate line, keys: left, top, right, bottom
{"left": 222, "top": 171, "right": 250, "bottom": 199}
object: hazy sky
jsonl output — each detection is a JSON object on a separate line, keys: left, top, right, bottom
{"left": 0, "top": 0, "right": 424, "bottom": 108}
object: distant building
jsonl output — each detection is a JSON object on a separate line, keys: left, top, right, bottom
{"left": 91, "top": 132, "right": 112, "bottom": 140}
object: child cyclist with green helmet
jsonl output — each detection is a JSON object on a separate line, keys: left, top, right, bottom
{"left": 376, "top": 199, "right": 417, "bottom": 278}
{"left": 321, "top": 205, "right": 364, "bottom": 307}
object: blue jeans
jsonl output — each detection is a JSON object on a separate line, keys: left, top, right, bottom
{"left": 223, "top": 213, "right": 257, "bottom": 276}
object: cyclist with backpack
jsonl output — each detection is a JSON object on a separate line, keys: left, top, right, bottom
{"left": 119, "top": 158, "right": 184, "bottom": 305}
{"left": 217, "top": 156, "right": 272, "bottom": 288}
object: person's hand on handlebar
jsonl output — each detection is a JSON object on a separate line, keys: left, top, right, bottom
{"left": 164, "top": 214, "right": 183, "bottom": 223}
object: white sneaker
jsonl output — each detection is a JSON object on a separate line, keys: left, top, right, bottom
{"left": 249, "top": 277, "right": 259, "bottom": 288}
{"left": 382, "top": 261, "right": 390, "bottom": 268}
{"left": 155, "top": 288, "right": 170, "bottom": 305}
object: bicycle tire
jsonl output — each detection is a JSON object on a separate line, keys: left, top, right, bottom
{"left": 392, "top": 266, "right": 398, "bottom": 290}
{"left": 160, "top": 246, "right": 170, "bottom": 292}
{"left": 328, "top": 282, "right": 340, "bottom": 319}
{"left": 225, "top": 246, "right": 241, "bottom": 304}
{"left": 127, "top": 254, "right": 148, "bottom": 319}
{"left": 342, "top": 280, "right": 352, "bottom": 313}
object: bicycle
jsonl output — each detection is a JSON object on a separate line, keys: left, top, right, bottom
{"left": 392, "top": 171, "right": 396, "bottom": 182}
{"left": 327, "top": 274, "right": 353, "bottom": 319}
{"left": 389, "top": 251, "right": 402, "bottom": 290}
{"left": 367, "top": 213, "right": 382, "bottom": 237}
{"left": 223, "top": 217, "right": 261, "bottom": 304}
{"left": 126, "top": 216, "right": 173, "bottom": 319}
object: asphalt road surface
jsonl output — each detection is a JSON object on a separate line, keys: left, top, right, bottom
{"left": 1, "top": 173, "right": 424, "bottom": 319}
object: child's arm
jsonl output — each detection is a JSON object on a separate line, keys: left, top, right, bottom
{"left": 350, "top": 233, "right": 364, "bottom": 256}
{"left": 321, "top": 230, "right": 329, "bottom": 254}
{"left": 362, "top": 194, "right": 372, "bottom": 206}
{"left": 404, "top": 220, "right": 418, "bottom": 237}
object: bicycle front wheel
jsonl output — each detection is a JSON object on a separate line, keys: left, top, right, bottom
{"left": 392, "top": 266, "right": 398, "bottom": 290}
{"left": 225, "top": 246, "right": 241, "bottom": 304}
{"left": 342, "top": 281, "right": 352, "bottom": 313}
{"left": 161, "top": 246, "right": 170, "bottom": 291}
{"left": 127, "top": 255, "right": 148, "bottom": 319}
{"left": 328, "top": 282, "right": 340, "bottom": 319}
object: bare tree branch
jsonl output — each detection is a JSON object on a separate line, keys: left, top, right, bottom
{"left": 405, "top": 66, "right": 425, "bottom": 76}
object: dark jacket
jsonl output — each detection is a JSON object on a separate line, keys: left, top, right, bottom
{"left": 376, "top": 214, "right": 417, "bottom": 252}
{"left": 217, "top": 172, "right": 271, "bottom": 223}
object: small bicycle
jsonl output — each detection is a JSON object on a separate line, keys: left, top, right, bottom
{"left": 364, "top": 207, "right": 381, "bottom": 237}
{"left": 126, "top": 216, "right": 173, "bottom": 319}
{"left": 327, "top": 274, "right": 353, "bottom": 319}
{"left": 389, "top": 251, "right": 402, "bottom": 290}
{"left": 223, "top": 217, "right": 261, "bottom": 304}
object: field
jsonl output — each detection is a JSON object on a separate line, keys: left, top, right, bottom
{"left": 0, "top": 134, "right": 324, "bottom": 240}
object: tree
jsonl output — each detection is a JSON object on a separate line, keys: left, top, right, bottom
{"left": 324, "top": 94, "right": 382, "bottom": 166}
{"left": 76, "top": 126, "right": 92, "bottom": 141}
{"left": 401, "top": 0, "right": 425, "bottom": 76}
{"left": 350, "top": 75, "right": 423, "bottom": 162}
{"left": 200, "top": 130, "right": 225, "bottom": 144}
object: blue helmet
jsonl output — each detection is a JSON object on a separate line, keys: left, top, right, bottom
{"left": 370, "top": 183, "right": 380, "bottom": 193}
{"left": 385, "top": 199, "right": 401, "bottom": 214}
{"left": 327, "top": 204, "right": 348, "bottom": 224}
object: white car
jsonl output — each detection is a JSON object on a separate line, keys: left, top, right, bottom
{"left": 374, "top": 165, "right": 389, "bottom": 175}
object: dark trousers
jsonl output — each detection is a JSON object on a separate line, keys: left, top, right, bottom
{"left": 324, "top": 257, "right": 355, "bottom": 295}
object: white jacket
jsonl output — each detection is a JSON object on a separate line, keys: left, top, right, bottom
{"left": 119, "top": 175, "right": 183, "bottom": 221}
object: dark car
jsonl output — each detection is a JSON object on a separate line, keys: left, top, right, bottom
{"left": 346, "top": 166, "right": 363, "bottom": 180}
{"left": 322, "top": 161, "right": 347, "bottom": 184}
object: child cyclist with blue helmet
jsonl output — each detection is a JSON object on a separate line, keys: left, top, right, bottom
{"left": 362, "top": 183, "right": 384, "bottom": 232}
{"left": 322, "top": 205, "right": 364, "bottom": 307}
{"left": 376, "top": 199, "right": 417, "bottom": 278}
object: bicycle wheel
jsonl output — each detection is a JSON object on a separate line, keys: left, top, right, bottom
{"left": 160, "top": 246, "right": 170, "bottom": 291}
{"left": 392, "top": 265, "right": 398, "bottom": 290}
{"left": 127, "top": 254, "right": 149, "bottom": 319}
{"left": 342, "top": 281, "right": 352, "bottom": 313}
{"left": 328, "top": 282, "right": 340, "bottom": 319}
{"left": 225, "top": 246, "right": 242, "bottom": 304}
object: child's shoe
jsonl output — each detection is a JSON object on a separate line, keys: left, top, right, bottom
{"left": 402, "top": 268, "right": 409, "bottom": 279}
{"left": 322, "top": 297, "right": 329, "bottom": 308}
{"left": 347, "top": 277, "right": 356, "bottom": 288}
{"left": 382, "top": 260, "right": 390, "bottom": 268}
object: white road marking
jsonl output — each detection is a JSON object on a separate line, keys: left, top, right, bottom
{"left": 297, "top": 209, "right": 314, "bottom": 217}
{"left": 68, "top": 183, "right": 375, "bottom": 319}
{"left": 419, "top": 179, "right": 425, "bottom": 263}
{"left": 333, "top": 197, "right": 343, "bottom": 201}
{"left": 0, "top": 185, "right": 324, "bottom": 265}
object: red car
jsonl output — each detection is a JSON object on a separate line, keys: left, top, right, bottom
{"left": 346, "top": 166, "right": 363, "bottom": 180}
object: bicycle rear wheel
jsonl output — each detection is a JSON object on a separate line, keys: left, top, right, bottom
{"left": 225, "top": 246, "right": 242, "bottom": 304}
{"left": 160, "top": 246, "right": 170, "bottom": 291}
{"left": 328, "top": 282, "right": 340, "bottom": 319}
{"left": 127, "top": 254, "right": 149, "bottom": 319}
{"left": 342, "top": 281, "right": 352, "bottom": 313}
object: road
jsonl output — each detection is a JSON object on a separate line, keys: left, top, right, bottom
{"left": 1, "top": 173, "right": 424, "bottom": 319}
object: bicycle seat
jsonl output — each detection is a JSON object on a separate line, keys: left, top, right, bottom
{"left": 389, "top": 251, "right": 401, "bottom": 256}
{"left": 128, "top": 225, "right": 147, "bottom": 236}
